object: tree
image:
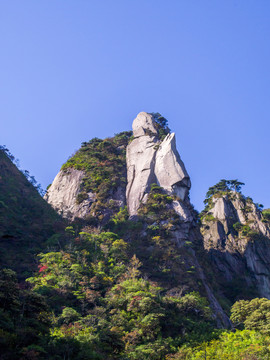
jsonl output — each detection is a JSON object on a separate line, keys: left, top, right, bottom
{"left": 231, "top": 298, "right": 270, "bottom": 334}
{"left": 204, "top": 179, "right": 245, "bottom": 205}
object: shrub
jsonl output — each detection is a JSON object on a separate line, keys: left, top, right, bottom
{"left": 76, "top": 192, "right": 88, "bottom": 204}
{"left": 262, "top": 209, "right": 270, "bottom": 223}
{"left": 233, "top": 222, "right": 242, "bottom": 232}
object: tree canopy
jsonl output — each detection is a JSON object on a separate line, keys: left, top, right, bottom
{"left": 204, "top": 179, "right": 245, "bottom": 205}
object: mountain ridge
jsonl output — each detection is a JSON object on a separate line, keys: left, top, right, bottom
{"left": 44, "top": 112, "right": 270, "bottom": 309}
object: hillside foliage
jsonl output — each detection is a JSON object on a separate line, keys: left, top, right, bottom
{"left": 0, "top": 150, "right": 62, "bottom": 278}
{"left": 2, "top": 139, "right": 270, "bottom": 359}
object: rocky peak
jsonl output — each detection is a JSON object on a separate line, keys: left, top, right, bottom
{"left": 45, "top": 112, "right": 191, "bottom": 222}
{"left": 201, "top": 184, "right": 270, "bottom": 299}
{"left": 126, "top": 112, "right": 191, "bottom": 216}
{"left": 132, "top": 111, "right": 159, "bottom": 137}
{"left": 203, "top": 192, "right": 270, "bottom": 252}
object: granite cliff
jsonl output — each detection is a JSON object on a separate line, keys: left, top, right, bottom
{"left": 44, "top": 168, "right": 97, "bottom": 220}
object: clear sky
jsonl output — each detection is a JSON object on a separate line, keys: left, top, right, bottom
{"left": 1, "top": 1, "right": 270, "bottom": 211}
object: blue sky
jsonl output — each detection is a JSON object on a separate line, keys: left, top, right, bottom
{"left": 1, "top": 1, "right": 270, "bottom": 211}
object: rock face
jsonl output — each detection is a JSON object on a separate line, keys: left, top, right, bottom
{"left": 154, "top": 132, "right": 191, "bottom": 196}
{"left": 126, "top": 112, "right": 191, "bottom": 217}
{"left": 202, "top": 193, "right": 270, "bottom": 298}
{"left": 45, "top": 168, "right": 96, "bottom": 220}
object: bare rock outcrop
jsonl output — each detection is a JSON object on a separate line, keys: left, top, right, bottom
{"left": 44, "top": 168, "right": 96, "bottom": 220}
{"left": 126, "top": 112, "right": 191, "bottom": 217}
{"left": 155, "top": 133, "right": 190, "bottom": 199}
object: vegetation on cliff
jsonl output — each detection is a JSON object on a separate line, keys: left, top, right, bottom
{"left": 201, "top": 179, "right": 267, "bottom": 242}
{"left": 61, "top": 131, "right": 132, "bottom": 222}
{"left": 150, "top": 113, "right": 171, "bottom": 140}
{"left": 170, "top": 297, "right": 270, "bottom": 359}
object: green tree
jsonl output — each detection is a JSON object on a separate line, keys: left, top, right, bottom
{"left": 231, "top": 298, "right": 270, "bottom": 334}
{"left": 204, "top": 179, "right": 245, "bottom": 206}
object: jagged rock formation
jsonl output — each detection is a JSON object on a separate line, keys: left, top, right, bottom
{"left": 126, "top": 112, "right": 191, "bottom": 217}
{"left": 155, "top": 132, "right": 191, "bottom": 198}
{"left": 202, "top": 191, "right": 270, "bottom": 298}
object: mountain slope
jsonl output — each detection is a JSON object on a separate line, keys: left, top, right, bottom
{"left": 0, "top": 149, "right": 62, "bottom": 277}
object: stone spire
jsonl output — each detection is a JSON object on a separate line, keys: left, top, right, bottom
{"left": 126, "top": 112, "right": 191, "bottom": 216}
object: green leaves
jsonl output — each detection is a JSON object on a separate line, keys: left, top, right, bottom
{"left": 169, "top": 330, "right": 270, "bottom": 360}
{"left": 150, "top": 113, "right": 171, "bottom": 141}
{"left": 0, "top": 269, "right": 51, "bottom": 359}
{"left": 57, "top": 307, "right": 81, "bottom": 325}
